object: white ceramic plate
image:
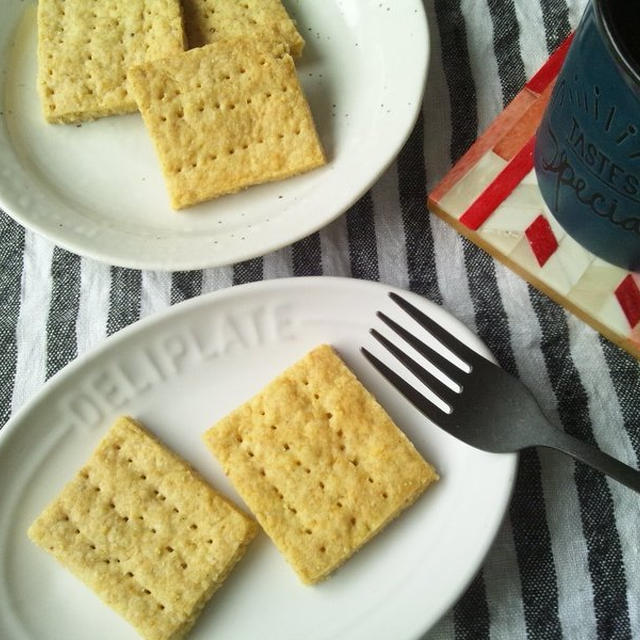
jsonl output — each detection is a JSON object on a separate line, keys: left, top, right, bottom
{"left": 0, "top": 1, "right": 428, "bottom": 270}
{"left": 0, "top": 277, "right": 516, "bottom": 640}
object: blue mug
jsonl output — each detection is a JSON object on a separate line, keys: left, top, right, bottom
{"left": 534, "top": 0, "right": 640, "bottom": 271}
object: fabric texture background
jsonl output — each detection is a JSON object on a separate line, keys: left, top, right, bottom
{"left": 1, "top": 1, "right": 639, "bottom": 638}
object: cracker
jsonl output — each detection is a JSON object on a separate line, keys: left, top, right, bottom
{"left": 128, "top": 39, "right": 325, "bottom": 209}
{"left": 37, "top": 0, "right": 185, "bottom": 124}
{"left": 28, "top": 416, "right": 257, "bottom": 640}
{"left": 204, "top": 345, "right": 438, "bottom": 585}
{"left": 181, "top": 0, "right": 304, "bottom": 56}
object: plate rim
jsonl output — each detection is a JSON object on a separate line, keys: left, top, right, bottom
{"left": 0, "top": 276, "right": 517, "bottom": 640}
{"left": 0, "top": 1, "right": 430, "bottom": 271}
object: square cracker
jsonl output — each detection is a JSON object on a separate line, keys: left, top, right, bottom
{"left": 128, "top": 39, "right": 326, "bottom": 209}
{"left": 204, "top": 345, "right": 438, "bottom": 585}
{"left": 37, "top": 0, "right": 185, "bottom": 123}
{"left": 28, "top": 416, "right": 257, "bottom": 640}
{"left": 181, "top": 0, "right": 304, "bottom": 55}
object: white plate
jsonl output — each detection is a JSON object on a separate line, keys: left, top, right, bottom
{"left": 0, "top": 277, "right": 516, "bottom": 640}
{"left": 0, "top": 1, "right": 428, "bottom": 271}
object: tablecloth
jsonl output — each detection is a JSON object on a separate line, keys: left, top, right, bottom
{"left": 1, "top": 0, "right": 639, "bottom": 638}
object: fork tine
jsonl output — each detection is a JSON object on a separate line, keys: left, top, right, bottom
{"left": 361, "top": 348, "right": 454, "bottom": 428}
{"left": 389, "top": 292, "right": 482, "bottom": 367}
{"left": 370, "top": 329, "right": 460, "bottom": 408}
{"left": 376, "top": 311, "right": 466, "bottom": 388}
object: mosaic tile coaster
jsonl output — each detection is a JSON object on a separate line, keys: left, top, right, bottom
{"left": 428, "top": 36, "right": 640, "bottom": 360}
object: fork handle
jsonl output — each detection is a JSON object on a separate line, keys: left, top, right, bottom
{"left": 539, "top": 428, "right": 640, "bottom": 493}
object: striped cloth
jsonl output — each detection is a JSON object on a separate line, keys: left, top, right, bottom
{"left": 1, "top": 0, "right": 639, "bottom": 638}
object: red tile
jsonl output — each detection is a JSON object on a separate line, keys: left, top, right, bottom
{"left": 428, "top": 90, "right": 538, "bottom": 204}
{"left": 525, "top": 215, "right": 559, "bottom": 267}
{"left": 526, "top": 33, "right": 574, "bottom": 93}
{"left": 459, "top": 136, "right": 536, "bottom": 231}
{"left": 615, "top": 275, "right": 640, "bottom": 329}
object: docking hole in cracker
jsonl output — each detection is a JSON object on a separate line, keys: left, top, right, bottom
{"left": 27, "top": 416, "right": 257, "bottom": 640}
{"left": 128, "top": 38, "right": 326, "bottom": 209}
{"left": 204, "top": 344, "right": 438, "bottom": 585}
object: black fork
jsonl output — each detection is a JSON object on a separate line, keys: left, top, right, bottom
{"left": 362, "top": 293, "right": 640, "bottom": 494}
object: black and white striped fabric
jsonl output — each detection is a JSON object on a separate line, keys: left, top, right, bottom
{"left": 1, "top": 0, "right": 638, "bottom": 638}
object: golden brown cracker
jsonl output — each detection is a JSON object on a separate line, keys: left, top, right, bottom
{"left": 128, "top": 38, "right": 325, "bottom": 209}
{"left": 204, "top": 345, "right": 438, "bottom": 584}
{"left": 181, "top": 0, "right": 304, "bottom": 55}
{"left": 37, "top": 0, "right": 185, "bottom": 123}
{"left": 28, "top": 416, "right": 257, "bottom": 640}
